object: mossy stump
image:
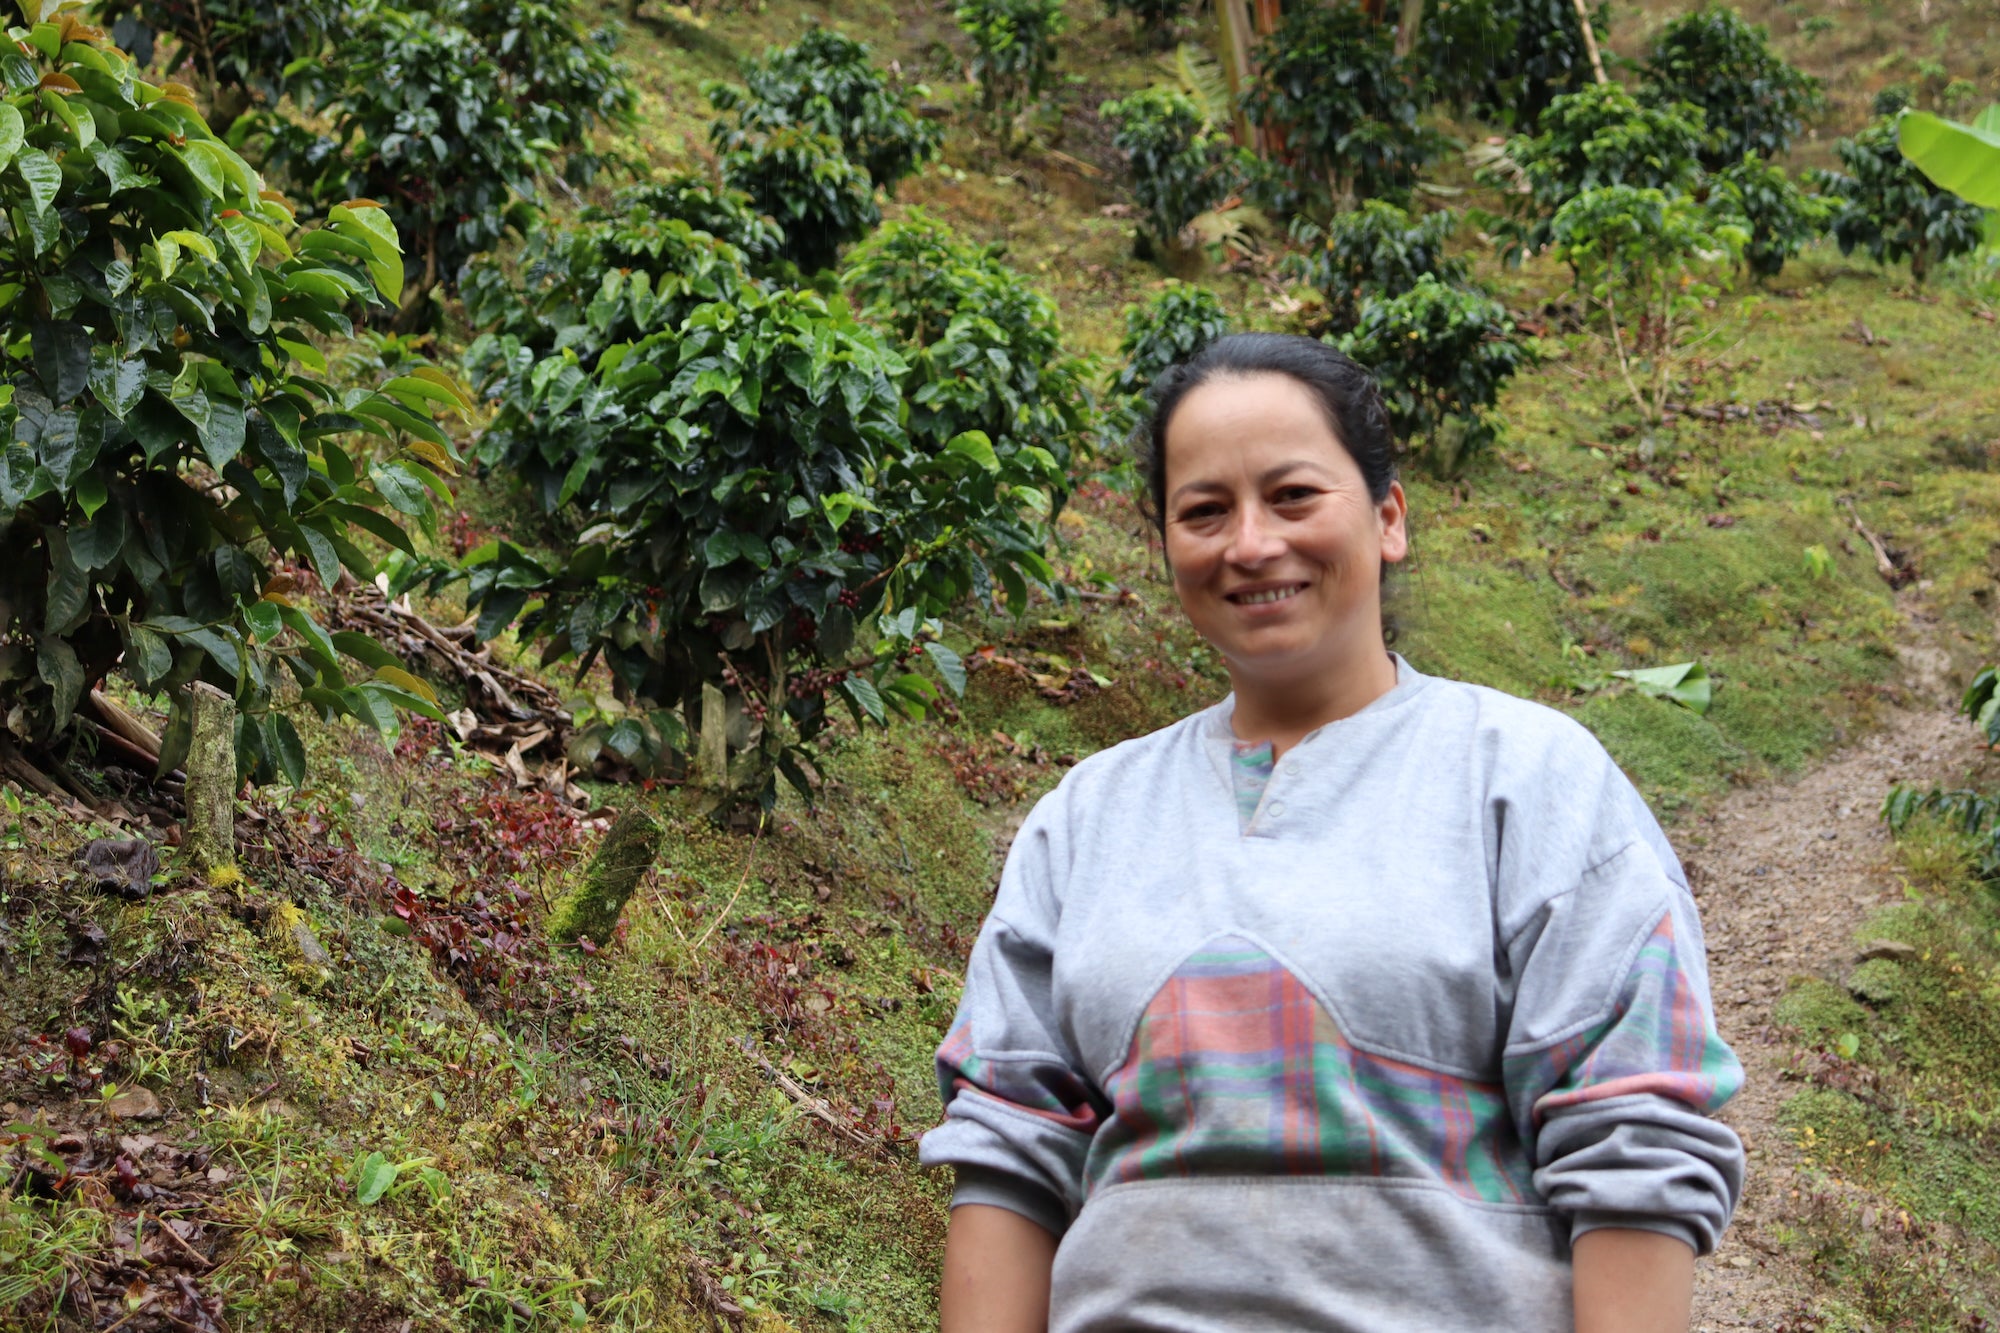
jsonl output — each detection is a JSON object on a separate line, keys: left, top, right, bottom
{"left": 546, "top": 806, "right": 663, "bottom": 949}
{"left": 183, "top": 682, "right": 237, "bottom": 877}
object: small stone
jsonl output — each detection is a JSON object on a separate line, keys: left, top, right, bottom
{"left": 1727, "top": 1254, "right": 1755, "bottom": 1269}
{"left": 80, "top": 838, "right": 160, "bottom": 899}
{"left": 106, "top": 1086, "right": 162, "bottom": 1120}
{"left": 1857, "top": 939, "right": 1917, "bottom": 963}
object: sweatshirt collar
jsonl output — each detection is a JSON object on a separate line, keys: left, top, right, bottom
{"left": 1201, "top": 652, "right": 1429, "bottom": 751}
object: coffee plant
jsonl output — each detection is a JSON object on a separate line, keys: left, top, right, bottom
{"left": 956, "top": 0, "right": 1067, "bottom": 150}
{"left": 0, "top": 17, "right": 464, "bottom": 782}
{"left": 1103, "top": 280, "right": 1229, "bottom": 448}
{"left": 1545, "top": 186, "right": 1747, "bottom": 422}
{"left": 1712, "top": 153, "right": 1832, "bottom": 281}
{"left": 720, "top": 127, "right": 880, "bottom": 275}
{"left": 1101, "top": 87, "right": 1244, "bottom": 255}
{"left": 1287, "top": 201, "right": 1470, "bottom": 333}
{"left": 94, "top": 0, "right": 343, "bottom": 126}
{"left": 1337, "top": 277, "right": 1529, "bottom": 472}
{"left": 1110, "top": 281, "right": 1230, "bottom": 400}
{"left": 1643, "top": 4, "right": 1822, "bottom": 169}
{"left": 1815, "top": 115, "right": 1986, "bottom": 285}
{"left": 463, "top": 201, "right": 760, "bottom": 513}
{"left": 453, "top": 287, "right": 1060, "bottom": 805}
{"left": 1493, "top": 82, "right": 1709, "bottom": 257}
{"left": 1103, "top": 0, "right": 1188, "bottom": 45}
{"left": 252, "top": 0, "right": 634, "bottom": 328}
{"left": 612, "top": 176, "right": 787, "bottom": 271}
{"left": 842, "top": 211, "right": 1095, "bottom": 489}
{"left": 1245, "top": 2, "right": 1444, "bottom": 208}
{"left": 705, "top": 27, "right": 940, "bottom": 196}
{"left": 1420, "top": 0, "right": 1612, "bottom": 129}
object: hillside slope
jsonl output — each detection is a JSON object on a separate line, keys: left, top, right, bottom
{"left": 7, "top": 1, "right": 2000, "bottom": 1330}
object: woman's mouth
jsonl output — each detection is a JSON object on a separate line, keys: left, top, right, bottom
{"left": 1226, "top": 583, "right": 1307, "bottom": 606}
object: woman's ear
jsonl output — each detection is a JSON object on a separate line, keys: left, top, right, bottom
{"left": 1378, "top": 481, "right": 1409, "bottom": 565}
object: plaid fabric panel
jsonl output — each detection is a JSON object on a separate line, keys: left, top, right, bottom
{"left": 1230, "top": 740, "right": 1275, "bottom": 832}
{"left": 938, "top": 1014, "right": 1104, "bottom": 1133}
{"left": 1513, "top": 911, "right": 1744, "bottom": 1126}
{"left": 1087, "top": 937, "right": 1534, "bottom": 1203}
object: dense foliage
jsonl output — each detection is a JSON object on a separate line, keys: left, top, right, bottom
{"left": 1101, "top": 87, "right": 1244, "bottom": 254}
{"left": 1338, "top": 277, "right": 1528, "bottom": 470}
{"left": 1288, "top": 201, "right": 1470, "bottom": 333}
{"left": 1101, "top": 281, "right": 1229, "bottom": 449}
{"left": 704, "top": 27, "right": 940, "bottom": 196}
{"left": 1816, "top": 115, "right": 1987, "bottom": 284}
{"left": 1109, "top": 281, "right": 1230, "bottom": 400}
{"left": 463, "top": 204, "right": 758, "bottom": 512}
{"left": 1546, "top": 186, "right": 1746, "bottom": 421}
{"left": 1420, "top": 0, "right": 1613, "bottom": 129}
{"left": 1102, "top": 0, "right": 1188, "bottom": 44}
{"left": 1713, "top": 154, "right": 1832, "bottom": 280}
{"left": 1246, "top": 3, "right": 1442, "bottom": 207}
{"left": 254, "top": 0, "right": 634, "bottom": 327}
{"left": 0, "top": 17, "right": 461, "bottom": 781}
{"left": 610, "top": 175, "right": 787, "bottom": 272}
{"left": 95, "top": 0, "right": 342, "bottom": 125}
{"left": 456, "top": 286, "right": 1058, "bottom": 803}
{"left": 1642, "top": 4, "right": 1821, "bottom": 168}
{"left": 1495, "top": 82, "right": 1709, "bottom": 257}
{"left": 719, "top": 127, "right": 880, "bottom": 275}
{"left": 957, "top": 0, "right": 1067, "bottom": 149}
{"left": 843, "top": 212, "right": 1094, "bottom": 485}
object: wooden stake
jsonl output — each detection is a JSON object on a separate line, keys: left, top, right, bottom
{"left": 698, "top": 682, "right": 729, "bottom": 788}
{"left": 183, "top": 683, "right": 236, "bottom": 874}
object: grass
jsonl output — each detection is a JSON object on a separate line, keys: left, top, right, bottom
{"left": 1771, "top": 809, "right": 2000, "bottom": 1329}
{"left": 9, "top": 0, "right": 2000, "bottom": 1328}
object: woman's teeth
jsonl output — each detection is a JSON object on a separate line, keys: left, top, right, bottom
{"left": 1233, "top": 586, "right": 1300, "bottom": 605}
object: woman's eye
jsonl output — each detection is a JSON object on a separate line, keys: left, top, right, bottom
{"left": 1273, "top": 487, "right": 1318, "bottom": 504}
{"left": 1178, "top": 504, "right": 1224, "bottom": 523}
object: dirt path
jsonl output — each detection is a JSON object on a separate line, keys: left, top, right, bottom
{"left": 1682, "top": 673, "right": 1976, "bottom": 1328}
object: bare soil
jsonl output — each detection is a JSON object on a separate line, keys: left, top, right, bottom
{"left": 1683, "top": 662, "right": 1978, "bottom": 1328}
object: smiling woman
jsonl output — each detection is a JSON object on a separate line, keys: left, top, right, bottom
{"left": 923, "top": 333, "right": 1745, "bottom": 1333}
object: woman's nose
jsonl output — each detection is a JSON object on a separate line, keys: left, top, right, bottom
{"left": 1225, "top": 504, "right": 1285, "bottom": 565}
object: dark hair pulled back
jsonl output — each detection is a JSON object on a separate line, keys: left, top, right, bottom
{"left": 1138, "top": 333, "right": 1399, "bottom": 533}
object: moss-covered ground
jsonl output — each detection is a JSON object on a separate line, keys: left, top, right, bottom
{"left": 11, "top": 0, "right": 2000, "bottom": 1328}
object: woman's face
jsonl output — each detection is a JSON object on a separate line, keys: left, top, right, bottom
{"left": 1162, "top": 372, "right": 1407, "bottom": 689}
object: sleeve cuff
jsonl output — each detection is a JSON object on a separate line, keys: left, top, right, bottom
{"left": 950, "top": 1164, "right": 1070, "bottom": 1239}
{"left": 1570, "top": 1210, "right": 1703, "bottom": 1256}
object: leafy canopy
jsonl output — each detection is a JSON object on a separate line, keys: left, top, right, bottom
{"left": 1420, "top": 0, "right": 1612, "bottom": 130}
{"left": 1546, "top": 185, "right": 1747, "bottom": 421}
{"left": 1642, "top": 4, "right": 1821, "bottom": 168}
{"left": 956, "top": 0, "right": 1067, "bottom": 149}
{"left": 454, "top": 285, "right": 1058, "bottom": 805}
{"left": 250, "top": 0, "right": 634, "bottom": 326}
{"left": 1494, "top": 82, "right": 1709, "bottom": 257}
{"left": 1817, "top": 114, "right": 1988, "bottom": 283}
{"left": 1712, "top": 153, "right": 1831, "bottom": 280}
{"left": 842, "top": 210, "right": 1095, "bottom": 484}
{"left": 1245, "top": 2, "right": 1444, "bottom": 208}
{"left": 1287, "top": 201, "right": 1470, "bottom": 334}
{"left": 0, "top": 14, "right": 466, "bottom": 783}
{"left": 1337, "top": 277, "right": 1529, "bottom": 471}
{"left": 720, "top": 126, "right": 879, "bottom": 275}
{"left": 1101, "top": 87, "right": 1245, "bottom": 254}
{"left": 1102, "top": 280, "right": 1229, "bottom": 450}
{"left": 94, "top": 0, "right": 343, "bottom": 123}
{"left": 705, "top": 26, "right": 940, "bottom": 196}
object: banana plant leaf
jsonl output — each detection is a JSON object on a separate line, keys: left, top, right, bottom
{"left": 1899, "top": 106, "right": 2000, "bottom": 211}
{"left": 1611, "top": 661, "right": 1712, "bottom": 715}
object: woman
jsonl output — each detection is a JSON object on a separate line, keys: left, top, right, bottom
{"left": 919, "top": 335, "right": 1744, "bottom": 1332}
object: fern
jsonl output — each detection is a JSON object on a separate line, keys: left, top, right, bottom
{"left": 1160, "top": 42, "right": 1232, "bottom": 133}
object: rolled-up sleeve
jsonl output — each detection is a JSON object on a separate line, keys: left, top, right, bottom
{"left": 1502, "top": 838, "right": 1746, "bottom": 1255}
{"left": 918, "top": 799, "right": 1105, "bottom": 1238}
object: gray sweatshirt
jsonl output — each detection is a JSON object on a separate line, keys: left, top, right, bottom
{"left": 920, "top": 656, "right": 1744, "bottom": 1331}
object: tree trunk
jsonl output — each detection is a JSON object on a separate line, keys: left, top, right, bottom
{"left": 1570, "top": 0, "right": 1608, "bottom": 84}
{"left": 183, "top": 683, "right": 236, "bottom": 876}
{"left": 698, "top": 681, "right": 730, "bottom": 788}
{"left": 1212, "top": 0, "right": 1259, "bottom": 152}
{"left": 545, "top": 806, "right": 664, "bottom": 949}
{"left": 1395, "top": 0, "right": 1425, "bottom": 57}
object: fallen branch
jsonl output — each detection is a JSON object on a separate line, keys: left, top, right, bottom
{"left": 88, "top": 690, "right": 163, "bottom": 760}
{"left": 735, "top": 1036, "right": 880, "bottom": 1152}
{"left": 1839, "top": 495, "right": 1915, "bottom": 589}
